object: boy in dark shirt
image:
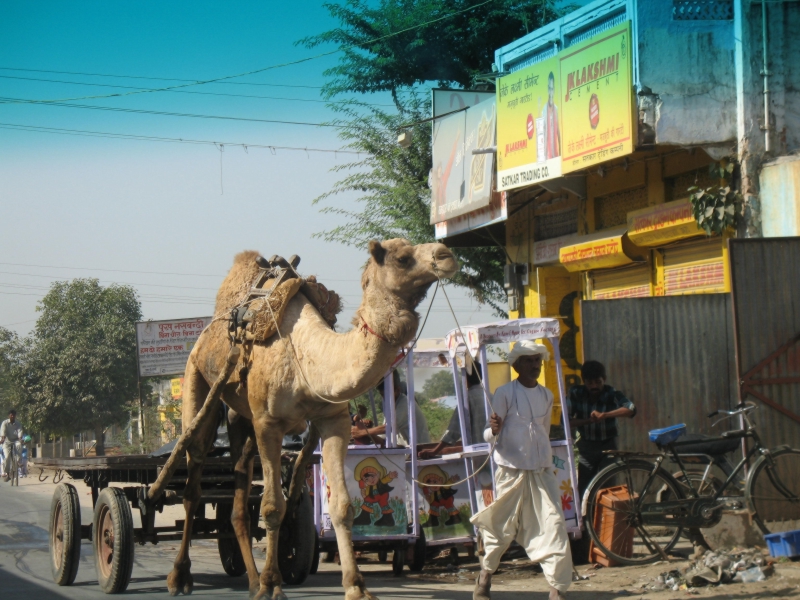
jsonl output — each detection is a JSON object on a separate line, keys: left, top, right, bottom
{"left": 567, "top": 361, "right": 635, "bottom": 497}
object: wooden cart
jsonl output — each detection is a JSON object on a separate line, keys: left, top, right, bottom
{"left": 37, "top": 450, "right": 318, "bottom": 594}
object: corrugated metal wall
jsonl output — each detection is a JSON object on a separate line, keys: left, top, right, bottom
{"left": 581, "top": 295, "right": 737, "bottom": 453}
{"left": 730, "top": 238, "right": 800, "bottom": 450}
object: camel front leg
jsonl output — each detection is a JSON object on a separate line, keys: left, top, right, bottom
{"left": 253, "top": 422, "right": 287, "bottom": 600}
{"left": 317, "top": 415, "right": 378, "bottom": 600}
{"left": 228, "top": 410, "right": 261, "bottom": 596}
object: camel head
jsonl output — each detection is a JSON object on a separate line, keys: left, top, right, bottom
{"left": 362, "top": 238, "right": 458, "bottom": 307}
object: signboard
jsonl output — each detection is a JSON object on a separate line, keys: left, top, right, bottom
{"left": 170, "top": 378, "right": 183, "bottom": 400}
{"left": 533, "top": 234, "right": 580, "bottom": 266}
{"left": 432, "top": 89, "right": 493, "bottom": 119}
{"left": 135, "top": 317, "right": 212, "bottom": 377}
{"left": 430, "top": 97, "right": 497, "bottom": 224}
{"left": 496, "top": 57, "right": 562, "bottom": 191}
{"left": 446, "top": 318, "right": 561, "bottom": 358}
{"left": 560, "top": 21, "right": 633, "bottom": 174}
{"left": 627, "top": 199, "right": 703, "bottom": 247}
{"left": 433, "top": 190, "right": 507, "bottom": 239}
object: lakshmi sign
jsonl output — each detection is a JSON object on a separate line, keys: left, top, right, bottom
{"left": 495, "top": 56, "right": 562, "bottom": 191}
{"left": 627, "top": 199, "right": 703, "bottom": 246}
{"left": 559, "top": 22, "right": 634, "bottom": 174}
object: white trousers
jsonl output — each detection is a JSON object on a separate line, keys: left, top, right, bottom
{"left": 471, "top": 466, "right": 573, "bottom": 592}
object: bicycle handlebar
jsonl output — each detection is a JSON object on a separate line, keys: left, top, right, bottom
{"left": 708, "top": 403, "right": 756, "bottom": 419}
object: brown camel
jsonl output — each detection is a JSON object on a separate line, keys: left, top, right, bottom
{"left": 168, "top": 238, "right": 458, "bottom": 600}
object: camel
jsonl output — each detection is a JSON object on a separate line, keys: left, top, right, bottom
{"left": 167, "top": 238, "right": 458, "bottom": 600}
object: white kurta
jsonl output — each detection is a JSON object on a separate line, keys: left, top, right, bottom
{"left": 471, "top": 380, "right": 572, "bottom": 592}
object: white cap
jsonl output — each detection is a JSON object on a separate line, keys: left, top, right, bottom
{"left": 508, "top": 340, "right": 550, "bottom": 366}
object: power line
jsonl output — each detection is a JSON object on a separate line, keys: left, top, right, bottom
{"left": 0, "top": 0, "right": 494, "bottom": 105}
{"left": 0, "top": 122, "right": 365, "bottom": 155}
{"left": 0, "top": 74, "right": 396, "bottom": 106}
{"left": 0, "top": 97, "right": 350, "bottom": 128}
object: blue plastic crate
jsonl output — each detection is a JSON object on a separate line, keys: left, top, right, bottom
{"left": 648, "top": 424, "right": 686, "bottom": 446}
{"left": 764, "top": 529, "right": 800, "bottom": 558}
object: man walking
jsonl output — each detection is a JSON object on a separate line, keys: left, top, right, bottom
{"left": 567, "top": 360, "right": 635, "bottom": 497}
{"left": 471, "top": 341, "right": 572, "bottom": 600}
{"left": 0, "top": 410, "right": 23, "bottom": 482}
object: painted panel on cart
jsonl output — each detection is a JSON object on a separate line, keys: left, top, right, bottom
{"left": 321, "top": 453, "right": 409, "bottom": 537}
{"left": 417, "top": 462, "right": 475, "bottom": 541}
{"left": 551, "top": 444, "right": 578, "bottom": 528}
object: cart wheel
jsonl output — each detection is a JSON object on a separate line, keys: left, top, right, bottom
{"left": 50, "top": 483, "right": 82, "bottom": 586}
{"left": 217, "top": 503, "right": 247, "bottom": 577}
{"left": 409, "top": 529, "right": 426, "bottom": 572}
{"left": 278, "top": 488, "right": 315, "bottom": 585}
{"left": 392, "top": 545, "right": 405, "bottom": 576}
{"left": 93, "top": 487, "right": 134, "bottom": 594}
{"left": 309, "top": 529, "right": 320, "bottom": 575}
{"left": 377, "top": 550, "right": 388, "bottom": 563}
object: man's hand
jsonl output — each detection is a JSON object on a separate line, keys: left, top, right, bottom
{"left": 590, "top": 411, "right": 605, "bottom": 422}
{"left": 489, "top": 413, "right": 502, "bottom": 436}
{"left": 350, "top": 422, "right": 369, "bottom": 439}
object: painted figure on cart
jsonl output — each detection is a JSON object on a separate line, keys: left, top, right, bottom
{"left": 419, "top": 465, "right": 461, "bottom": 526}
{"left": 471, "top": 341, "right": 573, "bottom": 600}
{"left": 353, "top": 457, "right": 398, "bottom": 527}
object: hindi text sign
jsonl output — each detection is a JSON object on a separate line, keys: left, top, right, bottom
{"left": 136, "top": 317, "right": 213, "bottom": 377}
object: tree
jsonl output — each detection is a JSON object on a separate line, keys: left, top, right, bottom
{"left": 15, "top": 279, "right": 142, "bottom": 455}
{"left": 302, "top": 0, "right": 569, "bottom": 314}
{"left": 0, "top": 328, "right": 23, "bottom": 418}
{"left": 421, "top": 369, "right": 456, "bottom": 401}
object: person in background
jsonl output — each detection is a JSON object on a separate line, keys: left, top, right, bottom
{"left": 18, "top": 435, "right": 31, "bottom": 478}
{"left": 419, "top": 364, "right": 488, "bottom": 459}
{"left": 471, "top": 341, "right": 572, "bottom": 600}
{"left": 351, "top": 370, "right": 431, "bottom": 447}
{"left": 0, "top": 410, "right": 23, "bottom": 482}
{"left": 567, "top": 360, "right": 635, "bottom": 497}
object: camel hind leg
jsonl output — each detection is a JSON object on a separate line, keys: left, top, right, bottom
{"left": 316, "top": 414, "right": 378, "bottom": 600}
{"left": 166, "top": 359, "right": 220, "bottom": 596}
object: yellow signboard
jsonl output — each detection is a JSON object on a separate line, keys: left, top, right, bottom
{"left": 171, "top": 378, "right": 183, "bottom": 400}
{"left": 627, "top": 199, "right": 704, "bottom": 246}
{"left": 496, "top": 57, "right": 562, "bottom": 191}
{"left": 559, "top": 22, "right": 634, "bottom": 174}
{"left": 559, "top": 230, "right": 646, "bottom": 272}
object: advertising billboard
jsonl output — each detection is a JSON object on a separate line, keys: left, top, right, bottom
{"left": 136, "top": 316, "right": 213, "bottom": 377}
{"left": 496, "top": 56, "right": 562, "bottom": 191}
{"left": 559, "top": 21, "right": 634, "bottom": 174}
{"left": 430, "top": 96, "right": 497, "bottom": 224}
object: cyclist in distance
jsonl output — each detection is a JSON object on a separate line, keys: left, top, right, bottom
{"left": 0, "top": 409, "right": 23, "bottom": 482}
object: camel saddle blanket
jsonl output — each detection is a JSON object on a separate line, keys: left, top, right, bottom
{"left": 247, "top": 275, "right": 341, "bottom": 343}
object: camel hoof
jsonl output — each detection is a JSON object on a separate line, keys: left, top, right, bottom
{"left": 345, "top": 587, "right": 379, "bottom": 600}
{"left": 167, "top": 567, "right": 193, "bottom": 596}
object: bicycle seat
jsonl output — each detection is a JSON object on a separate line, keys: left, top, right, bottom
{"left": 649, "top": 424, "right": 686, "bottom": 446}
{"left": 673, "top": 433, "right": 740, "bottom": 456}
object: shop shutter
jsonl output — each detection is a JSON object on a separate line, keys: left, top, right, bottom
{"left": 663, "top": 238, "right": 726, "bottom": 295}
{"left": 591, "top": 264, "right": 652, "bottom": 300}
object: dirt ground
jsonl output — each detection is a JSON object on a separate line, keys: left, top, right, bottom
{"left": 16, "top": 470, "right": 800, "bottom": 599}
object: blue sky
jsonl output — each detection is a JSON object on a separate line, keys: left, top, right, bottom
{"left": 0, "top": 1, "right": 497, "bottom": 338}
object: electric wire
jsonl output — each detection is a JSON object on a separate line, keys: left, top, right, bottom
{"left": 0, "top": 97, "right": 350, "bottom": 129}
{"left": 0, "top": 123, "right": 365, "bottom": 157}
{"left": 0, "top": 74, "right": 397, "bottom": 106}
{"left": 0, "top": 0, "right": 495, "bottom": 105}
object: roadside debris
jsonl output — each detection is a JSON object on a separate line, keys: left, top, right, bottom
{"left": 645, "top": 547, "right": 775, "bottom": 590}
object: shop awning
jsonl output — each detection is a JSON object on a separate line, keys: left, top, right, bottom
{"left": 558, "top": 226, "right": 647, "bottom": 272}
{"left": 627, "top": 199, "right": 703, "bottom": 247}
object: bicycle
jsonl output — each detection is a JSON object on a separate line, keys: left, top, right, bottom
{"left": 583, "top": 402, "right": 800, "bottom": 565}
{"left": 4, "top": 441, "right": 20, "bottom": 487}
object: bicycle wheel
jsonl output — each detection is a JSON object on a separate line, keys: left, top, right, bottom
{"left": 747, "top": 447, "right": 800, "bottom": 534}
{"left": 584, "top": 460, "right": 684, "bottom": 566}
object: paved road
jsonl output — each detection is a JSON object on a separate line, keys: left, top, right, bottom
{"left": 0, "top": 477, "right": 483, "bottom": 599}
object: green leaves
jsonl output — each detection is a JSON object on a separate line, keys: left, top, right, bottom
{"left": 688, "top": 162, "right": 743, "bottom": 236}
{"left": 7, "top": 279, "right": 142, "bottom": 436}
